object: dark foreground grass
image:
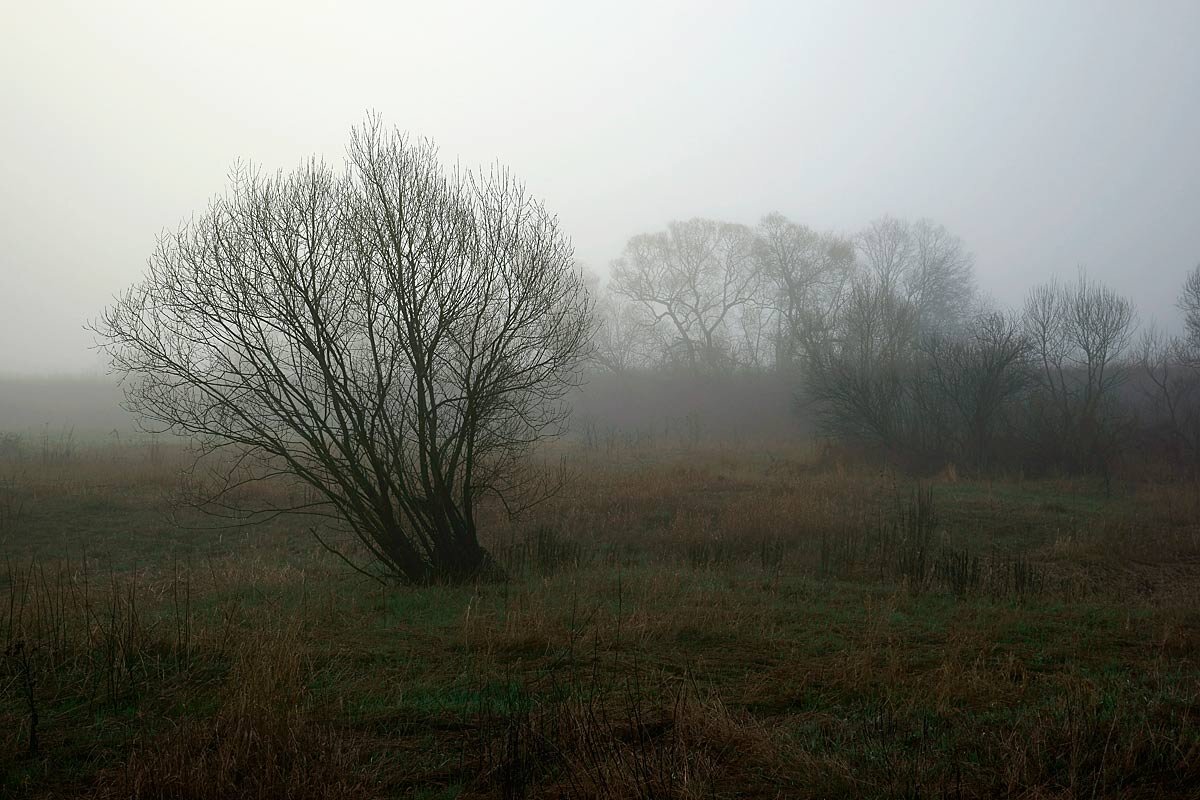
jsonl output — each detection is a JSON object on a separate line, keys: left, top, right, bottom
{"left": 1, "top": 439, "right": 1198, "bottom": 798}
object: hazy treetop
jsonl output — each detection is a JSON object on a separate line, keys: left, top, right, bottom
{"left": 2, "top": 0, "right": 1198, "bottom": 374}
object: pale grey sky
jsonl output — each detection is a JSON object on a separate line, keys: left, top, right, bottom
{"left": 2, "top": 0, "right": 1198, "bottom": 373}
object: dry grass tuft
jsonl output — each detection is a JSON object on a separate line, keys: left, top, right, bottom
{"left": 478, "top": 680, "right": 781, "bottom": 800}
{"left": 93, "top": 624, "right": 378, "bottom": 800}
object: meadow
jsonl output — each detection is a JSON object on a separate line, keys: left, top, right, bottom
{"left": 1, "top": 430, "right": 1198, "bottom": 798}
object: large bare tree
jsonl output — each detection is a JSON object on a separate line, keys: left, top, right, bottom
{"left": 755, "top": 213, "right": 856, "bottom": 370}
{"left": 95, "top": 117, "right": 592, "bottom": 584}
{"left": 857, "top": 216, "right": 976, "bottom": 332}
{"left": 1022, "top": 273, "right": 1137, "bottom": 473}
{"left": 610, "top": 218, "right": 760, "bottom": 373}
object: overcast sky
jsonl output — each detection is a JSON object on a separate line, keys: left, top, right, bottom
{"left": 2, "top": 0, "right": 1198, "bottom": 374}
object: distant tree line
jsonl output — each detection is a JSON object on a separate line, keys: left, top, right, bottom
{"left": 592, "top": 213, "right": 1200, "bottom": 477}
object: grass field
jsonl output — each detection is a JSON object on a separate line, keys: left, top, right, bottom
{"left": 2, "top": 436, "right": 1198, "bottom": 798}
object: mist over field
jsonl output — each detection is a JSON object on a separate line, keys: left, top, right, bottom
{"left": 0, "top": 372, "right": 805, "bottom": 446}
{"left": 4, "top": 3, "right": 1200, "bottom": 798}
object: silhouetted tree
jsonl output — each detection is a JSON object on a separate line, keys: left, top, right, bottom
{"left": 96, "top": 116, "right": 592, "bottom": 584}
{"left": 922, "top": 311, "right": 1030, "bottom": 468}
{"left": 1022, "top": 273, "right": 1137, "bottom": 475}
{"left": 802, "top": 274, "right": 922, "bottom": 447}
{"left": 1138, "top": 327, "right": 1200, "bottom": 468}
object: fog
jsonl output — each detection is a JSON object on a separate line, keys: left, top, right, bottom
{"left": 2, "top": 1, "right": 1199, "bottom": 376}
{"left": 7, "top": 7, "right": 1200, "bottom": 789}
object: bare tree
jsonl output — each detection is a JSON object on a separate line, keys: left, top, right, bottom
{"left": 589, "top": 280, "right": 658, "bottom": 374}
{"left": 610, "top": 218, "right": 760, "bottom": 373}
{"left": 1178, "top": 262, "right": 1200, "bottom": 350}
{"left": 1138, "top": 327, "right": 1200, "bottom": 468}
{"left": 1022, "top": 273, "right": 1137, "bottom": 474}
{"left": 922, "top": 311, "right": 1030, "bottom": 468}
{"left": 731, "top": 299, "right": 775, "bottom": 371}
{"left": 803, "top": 274, "right": 922, "bottom": 447}
{"left": 856, "top": 216, "right": 911, "bottom": 295}
{"left": 857, "top": 217, "right": 976, "bottom": 332}
{"left": 1127, "top": 268, "right": 1200, "bottom": 469}
{"left": 755, "top": 213, "right": 856, "bottom": 370}
{"left": 95, "top": 117, "right": 592, "bottom": 584}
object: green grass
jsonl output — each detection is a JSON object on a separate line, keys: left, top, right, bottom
{"left": 2, "top": 443, "right": 1199, "bottom": 797}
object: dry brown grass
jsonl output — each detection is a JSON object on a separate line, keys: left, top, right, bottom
{"left": 1, "top": 439, "right": 1199, "bottom": 797}
{"left": 486, "top": 686, "right": 780, "bottom": 800}
{"left": 93, "top": 623, "right": 377, "bottom": 800}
